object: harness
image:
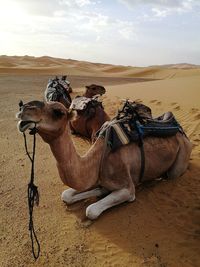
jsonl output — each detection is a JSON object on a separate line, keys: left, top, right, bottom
{"left": 97, "top": 100, "right": 183, "bottom": 183}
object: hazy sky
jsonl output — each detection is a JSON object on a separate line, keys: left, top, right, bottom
{"left": 0, "top": 0, "right": 200, "bottom": 66}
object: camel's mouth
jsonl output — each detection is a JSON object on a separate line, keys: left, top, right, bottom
{"left": 17, "top": 120, "right": 36, "bottom": 132}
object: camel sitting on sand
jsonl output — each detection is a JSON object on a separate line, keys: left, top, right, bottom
{"left": 70, "top": 84, "right": 108, "bottom": 141}
{"left": 70, "top": 96, "right": 110, "bottom": 142}
{"left": 17, "top": 100, "right": 192, "bottom": 220}
{"left": 45, "top": 82, "right": 108, "bottom": 141}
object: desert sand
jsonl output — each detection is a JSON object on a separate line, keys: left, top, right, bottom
{"left": 0, "top": 56, "right": 200, "bottom": 267}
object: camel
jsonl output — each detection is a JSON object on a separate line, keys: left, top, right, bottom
{"left": 45, "top": 82, "right": 108, "bottom": 141}
{"left": 17, "top": 100, "right": 192, "bottom": 220}
{"left": 69, "top": 84, "right": 108, "bottom": 141}
{"left": 70, "top": 96, "right": 110, "bottom": 142}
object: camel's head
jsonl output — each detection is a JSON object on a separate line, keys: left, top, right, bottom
{"left": 16, "top": 100, "right": 72, "bottom": 142}
{"left": 84, "top": 84, "right": 106, "bottom": 98}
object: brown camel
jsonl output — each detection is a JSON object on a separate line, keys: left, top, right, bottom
{"left": 83, "top": 84, "right": 106, "bottom": 98}
{"left": 69, "top": 84, "right": 108, "bottom": 141}
{"left": 17, "top": 101, "right": 192, "bottom": 220}
{"left": 70, "top": 96, "right": 110, "bottom": 141}
{"left": 45, "top": 82, "right": 107, "bottom": 141}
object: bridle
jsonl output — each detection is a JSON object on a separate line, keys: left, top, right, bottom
{"left": 19, "top": 100, "right": 40, "bottom": 260}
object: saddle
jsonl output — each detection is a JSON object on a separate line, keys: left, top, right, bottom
{"left": 97, "top": 100, "right": 184, "bottom": 183}
{"left": 97, "top": 100, "right": 183, "bottom": 151}
{"left": 45, "top": 77, "right": 71, "bottom": 103}
{"left": 70, "top": 95, "right": 103, "bottom": 112}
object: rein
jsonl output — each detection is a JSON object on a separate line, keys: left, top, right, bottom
{"left": 23, "top": 126, "right": 40, "bottom": 260}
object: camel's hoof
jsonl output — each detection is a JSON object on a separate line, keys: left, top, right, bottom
{"left": 86, "top": 204, "right": 100, "bottom": 220}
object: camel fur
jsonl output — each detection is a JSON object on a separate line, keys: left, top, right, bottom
{"left": 83, "top": 84, "right": 106, "bottom": 98}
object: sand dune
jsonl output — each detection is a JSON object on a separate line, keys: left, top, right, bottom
{"left": 106, "top": 75, "right": 200, "bottom": 109}
{"left": 0, "top": 57, "right": 200, "bottom": 267}
{"left": 1, "top": 56, "right": 200, "bottom": 79}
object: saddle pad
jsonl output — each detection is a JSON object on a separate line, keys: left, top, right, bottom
{"left": 70, "top": 96, "right": 101, "bottom": 111}
{"left": 97, "top": 116, "right": 181, "bottom": 151}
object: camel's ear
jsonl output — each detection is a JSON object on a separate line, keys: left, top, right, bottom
{"left": 62, "top": 75, "right": 67, "bottom": 80}
{"left": 67, "top": 109, "right": 76, "bottom": 121}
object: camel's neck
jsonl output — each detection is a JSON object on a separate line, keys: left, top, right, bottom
{"left": 48, "top": 126, "right": 104, "bottom": 191}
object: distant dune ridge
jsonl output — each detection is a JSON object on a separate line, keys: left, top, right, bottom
{"left": 0, "top": 55, "right": 200, "bottom": 78}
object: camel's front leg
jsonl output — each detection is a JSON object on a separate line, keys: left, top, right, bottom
{"left": 61, "top": 187, "right": 108, "bottom": 205}
{"left": 86, "top": 188, "right": 135, "bottom": 220}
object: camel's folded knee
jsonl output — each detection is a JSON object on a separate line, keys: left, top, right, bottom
{"left": 86, "top": 188, "right": 135, "bottom": 220}
{"left": 61, "top": 188, "right": 77, "bottom": 204}
{"left": 86, "top": 204, "right": 101, "bottom": 220}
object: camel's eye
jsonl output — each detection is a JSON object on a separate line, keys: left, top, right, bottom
{"left": 53, "top": 108, "right": 65, "bottom": 118}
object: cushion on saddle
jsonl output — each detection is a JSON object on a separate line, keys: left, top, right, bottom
{"left": 70, "top": 96, "right": 102, "bottom": 111}
{"left": 97, "top": 102, "right": 182, "bottom": 151}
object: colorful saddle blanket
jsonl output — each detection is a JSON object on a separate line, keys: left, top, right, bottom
{"left": 97, "top": 101, "right": 183, "bottom": 151}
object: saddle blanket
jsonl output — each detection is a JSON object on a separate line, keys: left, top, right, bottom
{"left": 70, "top": 96, "right": 101, "bottom": 111}
{"left": 97, "top": 115, "right": 182, "bottom": 151}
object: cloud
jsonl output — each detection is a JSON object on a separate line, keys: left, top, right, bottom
{"left": 118, "top": 0, "right": 200, "bottom": 11}
{"left": 2, "top": 0, "right": 199, "bottom": 66}
{"left": 151, "top": 7, "right": 170, "bottom": 17}
{"left": 11, "top": 0, "right": 95, "bottom": 17}
{"left": 118, "top": 0, "right": 200, "bottom": 21}
{"left": 0, "top": 1, "right": 138, "bottom": 48}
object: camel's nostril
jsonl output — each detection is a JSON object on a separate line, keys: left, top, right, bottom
{"left": 19, "top": 100, "right": 24, "bottom": 108}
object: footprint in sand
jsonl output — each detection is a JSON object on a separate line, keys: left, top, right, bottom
{"left": 194, "top": 113, "right": 200, "bottom": 120}
{"left": 193, "top": 138, "right": 200, "bottom": 142}
{"left": 135, "top": 98, "right": 142, "bottom": 103}
{"left": 156, "top": 101, "right": 162, "bottom": 106}
{"left": 190, "top": 108, "right": 199, "bottom": 113}
{"left": 171, "top": 102, "right": 178, "bottom": 106}
{"left": 173, "top": 105, "right": 180, "bottom": 111}
{"left": 190, "top": 108, "right": 199, "bottom": 114}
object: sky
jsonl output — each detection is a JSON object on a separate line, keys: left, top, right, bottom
{"left": 0, "top": 0, "right": 200, "bottom": 66}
